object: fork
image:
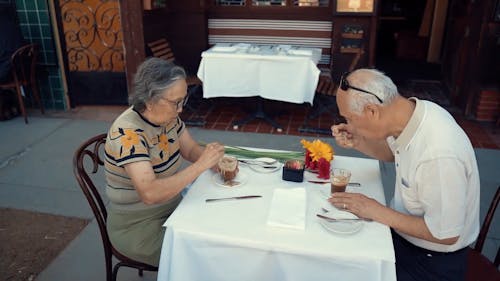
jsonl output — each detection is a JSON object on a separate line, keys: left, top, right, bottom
{"left": 316, "top": 213, "right": 373, "bottom": 222}
{"left": 238, "top": 158, "right": 277, "bottom": 166}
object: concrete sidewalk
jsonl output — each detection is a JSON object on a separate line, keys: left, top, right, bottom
{"left": 0, "top": 116, "right": 498, "bottom": 280}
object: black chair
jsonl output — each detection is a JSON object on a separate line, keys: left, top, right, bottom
{"left": 466, "top": 186, "right": 500, "bottom": 281}
{"left": 0, "top": 43, "right": 44, "bottom": 123}
{"left": 73, "top": 134, "right": 158, "bottom": 281}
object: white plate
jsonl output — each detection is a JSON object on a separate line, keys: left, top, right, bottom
{"left": 318, "top": 210, "right": 363, "bottom": 235}
{"left": 247, "top": 157, "right": 280, "bottom": 173}
{"left": 212, "top": 171, "right": 247, "bottom": 188}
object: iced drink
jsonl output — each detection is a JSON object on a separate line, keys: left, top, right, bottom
{"left": 218, "top": 156, "right": 238, "bottom": 181}
{"left": 330, "top": 168, "right": 351, "bottom": 194}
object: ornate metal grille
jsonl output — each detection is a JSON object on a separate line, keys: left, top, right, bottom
{"left": 59, "top": 0, "right": 124, "bottom": 72}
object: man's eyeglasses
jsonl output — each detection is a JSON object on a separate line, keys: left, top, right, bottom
{"left": 340, "top": 72, "right": 383, "bottom": 103}
{"left": 163, "top": 95, "right": 189, "bottom": 109}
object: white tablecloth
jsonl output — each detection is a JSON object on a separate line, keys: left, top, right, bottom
{"left": 157, "top": 155, "right": 396, "bottom": 281}
{"left": 197, "top": 44, "right": 322, "bottom": 104}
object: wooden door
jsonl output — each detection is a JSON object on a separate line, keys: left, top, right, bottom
{"left": 54, "top": 0, "right": 128, "bottom": 105}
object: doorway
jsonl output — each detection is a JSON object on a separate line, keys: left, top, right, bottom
{"left": 375, "top": 0, "right": 444, "bottom": 84}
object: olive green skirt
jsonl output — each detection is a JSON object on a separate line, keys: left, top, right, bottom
{"left": 106, "top": 195, "right": 182, "bottom": 267}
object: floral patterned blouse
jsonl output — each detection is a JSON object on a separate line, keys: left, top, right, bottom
{"left": 104, "top": 107, "right": 185, "bottom": 211}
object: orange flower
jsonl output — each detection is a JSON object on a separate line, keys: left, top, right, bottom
{"left": 158, "top": 134, "right": 169, "bottom": 153}
{"left": 300, "top": 139, "right": 334, "bottom": 162}
{"left": 120, "top": 129, "right": 140, "bottom": 150}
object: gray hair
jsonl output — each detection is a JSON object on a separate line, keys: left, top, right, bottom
{"left": 345, "top": 68, "right": 399, "bottom": 114}
{"left": 129, "top": 57, "right": 186, "bottom": 112}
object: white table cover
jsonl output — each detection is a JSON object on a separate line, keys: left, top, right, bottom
{"left": 157, "top": 155, "right": 396, "bottom": 281}
{"left": 197, "top": 44, "right": 322, "bottom": 104}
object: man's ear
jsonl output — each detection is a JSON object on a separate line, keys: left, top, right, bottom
{"left": 363, "top": 103, "right": 380, "bottom": 119}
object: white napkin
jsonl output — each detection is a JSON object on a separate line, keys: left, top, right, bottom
{"left": 267, "top": 188, "right": 306, "bottom": 230}
{"left": 287, "top": 49, "right": 312, "bottom": 56}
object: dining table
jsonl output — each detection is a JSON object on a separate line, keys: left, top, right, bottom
{"left": 157, "top": 154, "right": 396, "bottom": 281}
{"left": 196, "top": 44, "right": 322, "bottom": 131}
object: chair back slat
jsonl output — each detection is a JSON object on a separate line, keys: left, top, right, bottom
{"left": 73, "top": 134, "right": 114, "bottom": 280}
{"left": 147, "top": 39, "right": 175, "bottom": 62}
{"left": 475, "top": 186, "right": 500, "bottom": 254}
{"left": 73, "top": 133, "right": 158, "bottom": 280}
{"left": 315, "top": 47, "right": 364, "bottom": 97}
{"left": 146, "top": 38, "right": 202, "bottom": 88}
{"left": 10, "top": 44, "right": 38, "bottom": 85}
{"left": 73, "top": 134, "right": 110, "bottom": 245}
{"left": 0, "top": 43, "right": 43, "bottom": 123}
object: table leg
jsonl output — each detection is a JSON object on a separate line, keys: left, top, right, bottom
{"left": 232, "top": 97, "right": 283, "bottom": 132}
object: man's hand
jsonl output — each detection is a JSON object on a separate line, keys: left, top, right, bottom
{"left": 328, "top": 192, "right": 382, "bottom": 220}
{"left": 331, "top": 123, "right": 358, "bottom": 149}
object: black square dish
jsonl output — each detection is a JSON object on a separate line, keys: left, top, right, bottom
{"left": 282, "top": 160, "right": 305, "bottom": 182}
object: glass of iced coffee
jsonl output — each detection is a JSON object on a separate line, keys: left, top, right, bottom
{"left": 217, "top": 156, "right": 239, "bottom": 182}
{"left": 330, "top": 168, "right": 351, "bottom": 194}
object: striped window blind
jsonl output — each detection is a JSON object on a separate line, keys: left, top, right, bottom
{"left": 208, "top": 18, "right": 333, "bottom": 69}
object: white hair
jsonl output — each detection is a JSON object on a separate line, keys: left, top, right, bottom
{"left": 345, "top": 68, "right": 399, "bottom": 114}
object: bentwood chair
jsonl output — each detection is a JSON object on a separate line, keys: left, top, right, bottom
{"left": 146, "top": 38, "right": 207, "bottom": 126}
{"left": 0, "top": 43, "right": 44, "bottom": 124}
{"left": 73, "top": 134, "right": 158, "bottom": 281}
{"left": 466, "top": 186, "right": 500, "bottom": 281}
{"left": 298, "top": 48, "right": 364, "bottom": 134}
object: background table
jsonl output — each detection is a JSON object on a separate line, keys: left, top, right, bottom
{"left": 197, "top": 44, "right": 321, "bottom": 104}
{"left": 197, "top": 45, "right": 322, "bottom": 130}
{"left": 157, "top": 155, "right": 396, "bottom": 281}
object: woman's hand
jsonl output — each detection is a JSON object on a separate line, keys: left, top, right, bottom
{"left": 331, "top": 123, "right": 358, "bottom": 149}
{"left": 196, "top": 142, "right": 225, "bottom": 171}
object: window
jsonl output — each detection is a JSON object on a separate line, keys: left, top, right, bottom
{"left": 214, "top": 0, "right": 330, "bottom": 7}
{"left": 252, "top": 0, "right": 286, "bottom": 5}
{"left": 216, "top": 0, "right": 246, "bottom": 6}
{"left": 293, "top": 0, "right": 329, "bottom": 7}
{"left": 335, "top": 0, "right": 374, "bottom": 13}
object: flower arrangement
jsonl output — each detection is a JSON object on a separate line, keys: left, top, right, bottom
{"left": 300, "top": 139, "right": 334, "bottom": 179}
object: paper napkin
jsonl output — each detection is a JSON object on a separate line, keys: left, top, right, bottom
{"left": 267, "top": 187, "right": 306, "bottom": 230}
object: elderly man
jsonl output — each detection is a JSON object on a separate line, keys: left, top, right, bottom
{"left": 329, "top": 68, "right": 480, "bottom": 281}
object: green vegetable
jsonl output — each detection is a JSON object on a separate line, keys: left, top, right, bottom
{"left": 223, "top": 145, "right": 304, "bottom": 162}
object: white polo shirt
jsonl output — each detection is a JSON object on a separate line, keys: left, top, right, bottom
{"left": 387, "top": 98, "right": 480, "bottom": 252}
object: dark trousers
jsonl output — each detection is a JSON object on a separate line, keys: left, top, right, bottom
{"left": 392, "top": 230, "right": 468, "bottom": 281}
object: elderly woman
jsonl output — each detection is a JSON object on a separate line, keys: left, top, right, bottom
{"left": 104, "top": 58, "right": 225, "bottom": 266}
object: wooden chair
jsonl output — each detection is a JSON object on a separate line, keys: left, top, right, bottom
{"left": 73, "top": 134, "right": 158, "bottom": 281}
{"left": 298, "top": 48, "right": 364, "bottom": 134}
{"left": 466, "top": 186, "right": 500, "bottom": 281}
{"left": 0, "top": 43, "right": 44, "bottom": 124}
{"left": 146, "top": 38, "right": 206, "bottom": 126}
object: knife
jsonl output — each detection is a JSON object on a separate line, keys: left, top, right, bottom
{"left": 316, "top": 213, "right": 372, "bottom": 222}
{"left": 205, "top": 195, "right": 262, "bottom": 203}
{"left": 308, "top": 181, "right": 361, "bottom": 187}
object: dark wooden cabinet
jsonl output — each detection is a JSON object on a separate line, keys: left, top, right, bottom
{"left": 442, "top": 0, "right": 500, "bottom": 118}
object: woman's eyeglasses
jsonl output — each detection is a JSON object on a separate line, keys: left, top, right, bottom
{"left": 163, "top": 95, "right": 189, "bottom": 109}
{"left": 339, "top": 72, "right": 383, "bottom": 103}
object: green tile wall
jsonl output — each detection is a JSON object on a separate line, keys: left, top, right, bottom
{"left": 15, "top": 0, "right": 67, "bottom": 110}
